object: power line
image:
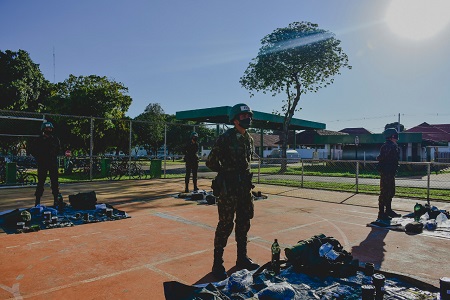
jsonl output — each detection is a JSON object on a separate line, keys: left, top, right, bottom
{"left": 324, "top": 112, "right": 450, "bottom": 124}
{"left": 325, "top": 114, "right": 397, "bottom": 123}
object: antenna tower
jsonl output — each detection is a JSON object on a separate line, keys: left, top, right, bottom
{"left": 53, "top": 47, "right": 56, "bottom": 83}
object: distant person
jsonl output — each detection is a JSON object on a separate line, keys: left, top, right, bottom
{"left": 206, "top": 103, "right": 259, "bottom": 280}
{"left": 376, "top": 128, "right": 401, "bottom": 220}
{"left": 183, "top": 132, "right": 199, "bottom": 193}
{"left": 29, "top": 122, "right": 63, "bottom": 207}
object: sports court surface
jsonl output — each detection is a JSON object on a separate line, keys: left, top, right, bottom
{"left": 1, "top": 179, "right": 449, "bottom": 299}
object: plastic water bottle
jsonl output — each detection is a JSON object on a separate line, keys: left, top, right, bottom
{"left": 414, "top": 203, "right": 422, "bottom": 221}
{"left": 361, "top": 284, "right": 375, "bottom": 300}
{"left": 436, "top": 212, "right": 448, "bottom": 225}
{"left": 319, "top": 243, "right": 333, "bottom": 257}
{"left": 271, "top": 239, "right": 281, "bottom": 274}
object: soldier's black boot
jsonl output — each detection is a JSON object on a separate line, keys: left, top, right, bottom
{"left": 184, "top": 176, "right": 189, "bottom": 193}
{"left": 377, "top": 203, "right": 391, "bottom": 221}
{"left": 385, "top": 202, "right": 401, "bottom": 218}
{"left": 35, "top": 196, "right": 41, "bottom": 207}
{"left": 193, "top": 179, "right": 198, "bottom": 191}
{"left": 212, "top": 248, "right": 227, "bottom": 280}
{"left": 54, "top": 193, "right": 66, "bottom": 211}
{"left": 236, "top": 243, "right": 260, "bottom": 270}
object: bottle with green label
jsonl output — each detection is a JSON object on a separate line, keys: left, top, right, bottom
{"left": 271, "top": 239, "right": 281, "bottom": 274}
{"left": 414, "top": 203, "right": 422, "bottom": 221}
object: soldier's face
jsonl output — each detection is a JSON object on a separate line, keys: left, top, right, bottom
{"left": 238, "top": 113, "right": 251, "bottom": 120}
{"left": 43, "top": 128, "right": 52, "bottom": 136}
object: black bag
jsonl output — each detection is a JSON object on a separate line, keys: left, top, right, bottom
{"left": 284, "top": 234, "right": 357, "bottom": 277}
{"left": 190, "top": 193, "right": 204, "bottom": 200}
{"left": 69, "top": 191, "right": 97, "bottom": 210}
{"left": 205, "top": 194, "right": 216, "bottom": 205}
{"left": 405, "top": 221, "right": 423, "bottom": 234}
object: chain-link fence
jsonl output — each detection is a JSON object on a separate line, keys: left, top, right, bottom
{"left": 1, "top": 110, "right": 449, "bottom": 201}
{"left": 254, "top": 158, "right": 450, "bottom": 201}
{"left": 0, "top": 109, "right": 222, "bottom": 185}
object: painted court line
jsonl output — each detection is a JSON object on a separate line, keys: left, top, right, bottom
{"left": 26, "top": 242, "right": 41, "bottom": 246}
{"left": 153, "top": 212, "right": 215, "bottom": 231}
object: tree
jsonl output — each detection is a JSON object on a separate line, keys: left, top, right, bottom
{"left": 384, "top": 122, "right": 404, "bottom": 132}
{"left": 164, "top": 115, "right": 216, "bottom": 157}
{"left": 133, "top": 103, "right": 167, "bottom": 154}
{"left": 46, "top": 74, "right": 132, "bottom": 154}
{"left": 240, "top": 21, "right": 351, "bottom": 166}
{"left": 0, "top": 49, "right": 51, "bottom": 111}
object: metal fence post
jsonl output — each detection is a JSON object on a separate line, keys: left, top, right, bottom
{"left": 90, "top": 117, "right": 94, "bottom": 181}
{"left": 257, "top": 158, "right": 261, "bottom": 184}
{"left": 301, "top": 160, "right": 304, "bottom": 188}
{"left": 427, "top": 163, "right": 431, "bottom": 204}
{"left": 356, "top": 161, "right": 359, "bottom": 193}
{"left": 163, "top": 124, "right": 167, "bottom": 178}
{"left": 128, "top": 120, "right": 132, "bottom": 177}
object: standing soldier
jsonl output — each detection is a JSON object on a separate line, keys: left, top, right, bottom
{"left": 29, "top": 122, "right": 62, "bottom": 208}
{"left": 183, "top": 131, "right": 199, "bottom": 193}
{"left": 206, "top": 103, "right": 259, "bottom": 280}
{"left": 377, "top": 128, "right": 401, "bottom": 220}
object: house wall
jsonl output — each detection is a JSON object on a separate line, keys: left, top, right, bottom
{"left": 424, "top": 145, "right": 450, "bottom": 162}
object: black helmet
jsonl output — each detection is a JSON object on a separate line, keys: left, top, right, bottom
{"left": 41, "top": 121, "right": 54, "bottom": 131}
{"left": 229, "top": 103, "right": 253, "bottom": 123}
{"left": 383, "top": 128, "right": 398, "bottom": 140}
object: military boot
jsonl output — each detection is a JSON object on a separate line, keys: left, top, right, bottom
{"left": 212, "top": 248, "right": 227, "bottom": 280}
{"left": 236, "top": 243, "right": 260, "bottom": 270}
{"left": 184, "top": 181, "right": 189, "bottom": 193}
{"left": 385, "top": 202, "right": 401, "bottom": 218}
{"left": 193, "top": 179, "right": 198, "bottom": 191}
{"left": 54, "top": 193, "right": 66, "bottom": 211}
{"left": 377, "top": 203, "right": 391, "bottom": 221}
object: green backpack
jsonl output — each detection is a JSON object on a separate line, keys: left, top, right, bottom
{"left": 284, "top": 234, "right": 357, "bottom": 277}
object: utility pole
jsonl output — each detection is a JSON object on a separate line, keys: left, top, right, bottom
{"left": 53, "top": 47, "right": 56, "bottom": 83}
{"left": 398, "top": 113, "right": 401, "bottom": 132}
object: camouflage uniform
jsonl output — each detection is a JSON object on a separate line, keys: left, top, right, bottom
{"left": 183, "top": 140, "right": 199, "bottom": 192}
{"left": 377, "top": 139, "right": 400, "bottom": 218}
{"left": 206, "top": 127, "right": 254, "bottom": 250}
{"left": 29, "top": 130, "right": 61, "bottom": 206}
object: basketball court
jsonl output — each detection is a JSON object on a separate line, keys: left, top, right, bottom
{"left": 1, "top": 179, "right": 449, "bottom": 299}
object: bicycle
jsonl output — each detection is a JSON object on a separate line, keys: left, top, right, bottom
{"left": 0, "top": 160, "right": 6, "bottom": 184}
{"left": 108, "top": 159, "right": 147, "bottom": 180}
{"left": 16, "top": 167, "right": 38, "bottom": 185}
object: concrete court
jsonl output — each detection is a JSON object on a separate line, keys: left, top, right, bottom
{"left": 0, "top": 178, "right": 449, "bottom": 300}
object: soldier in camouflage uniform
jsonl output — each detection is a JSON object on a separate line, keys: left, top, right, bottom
{"left": 28, "top": 122, "right": 62, "bottom": 207}
{"left": 183, "top": 131, "right": 199, "bottom": 193}
{"left": 377, "top": 128, "right": 401, "bottom": 220}
{"left": 206, "top": 103, "right": 259, "bottom": 280}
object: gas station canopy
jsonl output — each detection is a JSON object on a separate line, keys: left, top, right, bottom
{"left": 176, "top": 106, "right": 325, "bottom": 131}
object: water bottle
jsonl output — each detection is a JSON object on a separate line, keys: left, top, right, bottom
{"left": 361, "top": 284, "right": 375, "bottom": 300}
{"left": 372, "top": 273, "right": 386, "bottom": 300}
{"left": 271, "top": 239, "right": 281, "bottom": 274}
{"left": 364, "top": 262, "right": 375, "bottom": 276}
{"left": 319, "top": 243, "right": 333, "bottom": 257}
{"left": 414, "top": 203, "right": 422, "bottom": 221}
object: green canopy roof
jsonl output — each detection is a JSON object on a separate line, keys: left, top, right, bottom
{"left": 176, "top": 106, "right": 325, "bottom": 131}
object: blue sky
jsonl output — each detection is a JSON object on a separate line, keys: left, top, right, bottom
{"left": 1, "top": 0, "right": 449, "bottom": 133}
